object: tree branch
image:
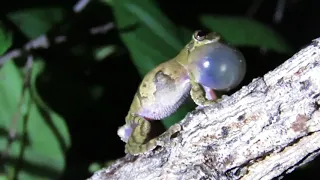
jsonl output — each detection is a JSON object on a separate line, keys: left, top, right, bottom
{"left": 89, "top": 37, "right": 320, "bottom": 180}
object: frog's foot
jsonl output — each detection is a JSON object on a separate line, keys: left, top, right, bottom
{"left": 125, "top": 116, "right": 153, "bottom": 155}
{"left": 117, "top": 124, "right": 133, "bottom": 143}
{"left": 125, "top": 138, "right": 157, "bottom": 155}
{"left": 125, "top": 123, "right": 182, "bottom": 156}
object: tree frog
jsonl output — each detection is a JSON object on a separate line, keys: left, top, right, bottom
{"left": 117, "top": 30, "right": 246, "bottom": 155}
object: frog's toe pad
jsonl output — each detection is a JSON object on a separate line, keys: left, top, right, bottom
{"left": 117, "top": 124, "right": 133, "bottom": 143}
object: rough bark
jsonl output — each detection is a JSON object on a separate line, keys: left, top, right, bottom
{"left": 89, "top": 38, "right": 320, "bottom": 180}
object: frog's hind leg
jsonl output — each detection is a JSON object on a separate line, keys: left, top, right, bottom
{"left": 125, "top": 116, "right": 182, "bottom": 155}
{"left": 125, "top": 116, "right": 158, "bottom": 155}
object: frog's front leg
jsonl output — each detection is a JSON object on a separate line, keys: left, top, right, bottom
{"left": 190, "top": 79, "right": 219, "bottom": 107}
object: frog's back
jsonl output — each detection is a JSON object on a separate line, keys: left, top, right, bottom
{"left": 129, "top": 59, "right": 191, "bottom": 120}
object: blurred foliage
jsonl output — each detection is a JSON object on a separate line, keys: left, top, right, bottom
{"left": 199, "top": 15, "right": 293, "bottom": 53}
{"left": 0, "top": 59, "right": 71, "bottom": 180}
{"left": 7, "top": 8, "right": 66, "bottom": 39}
{"left": 1, "top": 7, "right": 70, "bottom": 180}
{"left": 0, "top": 0, "right": 312, "bottom": 179}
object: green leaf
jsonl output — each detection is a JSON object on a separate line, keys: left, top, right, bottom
{"left": 88, "top": 162, "right": 102, "bottom": 173}
{"left": 110, "top": 0, "right": 183, "bottom": 76}
{"left": 177, "top": 26, "right": 194, "bottom": 45}
{"left": 0, "top": 59, "right": 71, "bottom": 179}
{"left": 0, "top": 175, "right": 8, "bottom": 180}
{"left": 124, "top": 2, "right": 182, "bottom": 51}
{"left": 7, "top": 7, "right": 66, "bottom": 39}
{"left": 200, "top": 15, "right": 293, "bottom": 54}
{"left": 0, "top": 23, "right": 12, "bottom": 55}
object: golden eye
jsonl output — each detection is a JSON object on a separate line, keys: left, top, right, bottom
{"left": 194, "top": 30, "right": 207, "bottom": 41}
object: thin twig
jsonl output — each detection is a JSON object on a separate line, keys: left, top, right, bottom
{"left": 90, "top": 22, "right": 115, "bottom": 35}
{"left": 0, "top": 50, "right": 22, "bottom": 66}
{"left": 73, "top": 0, "right": 93, "bottom": 13}
{"left": 0, "top": 55, "right": 33, "bottom": 167}
{"left": 0, "top": 0, "right": 114, "bottom": 66}
{"left": 0, "top": 22, "right": 114, "bottom": 65}
{"left": 246, "top": 0, "right": 265, "bottom": 17}
{"left": 273, "top": 0, "right": 286, "bottom": 24}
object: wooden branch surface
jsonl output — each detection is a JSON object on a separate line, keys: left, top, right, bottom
{"left": 89, "top": 38, "right": 320, "bottom": 180}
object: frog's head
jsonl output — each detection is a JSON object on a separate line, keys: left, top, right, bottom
{"left": 179, "top": 30, "right": 246, "bottom": 91}
{"left": 187, "top": 30, "right": 221, "bottom": 52}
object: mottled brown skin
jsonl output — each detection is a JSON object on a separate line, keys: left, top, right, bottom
{"left": 118, "top": 31, "right": 234, "bottom": 155}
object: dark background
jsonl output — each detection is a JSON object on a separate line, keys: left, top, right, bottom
{"left": 1, "top": 0, "right": 320, "bottom": 179}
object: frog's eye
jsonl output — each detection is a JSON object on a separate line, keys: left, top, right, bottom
{"left": 194, "top": 30, "right": 207, "bottom": 41}
{"left": 188, "top": 42, "right": 246, "bottom": 91}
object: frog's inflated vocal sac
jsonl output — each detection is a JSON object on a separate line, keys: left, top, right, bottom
{"left": 118, "top": 30, "right": 246, "bottom": 155}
